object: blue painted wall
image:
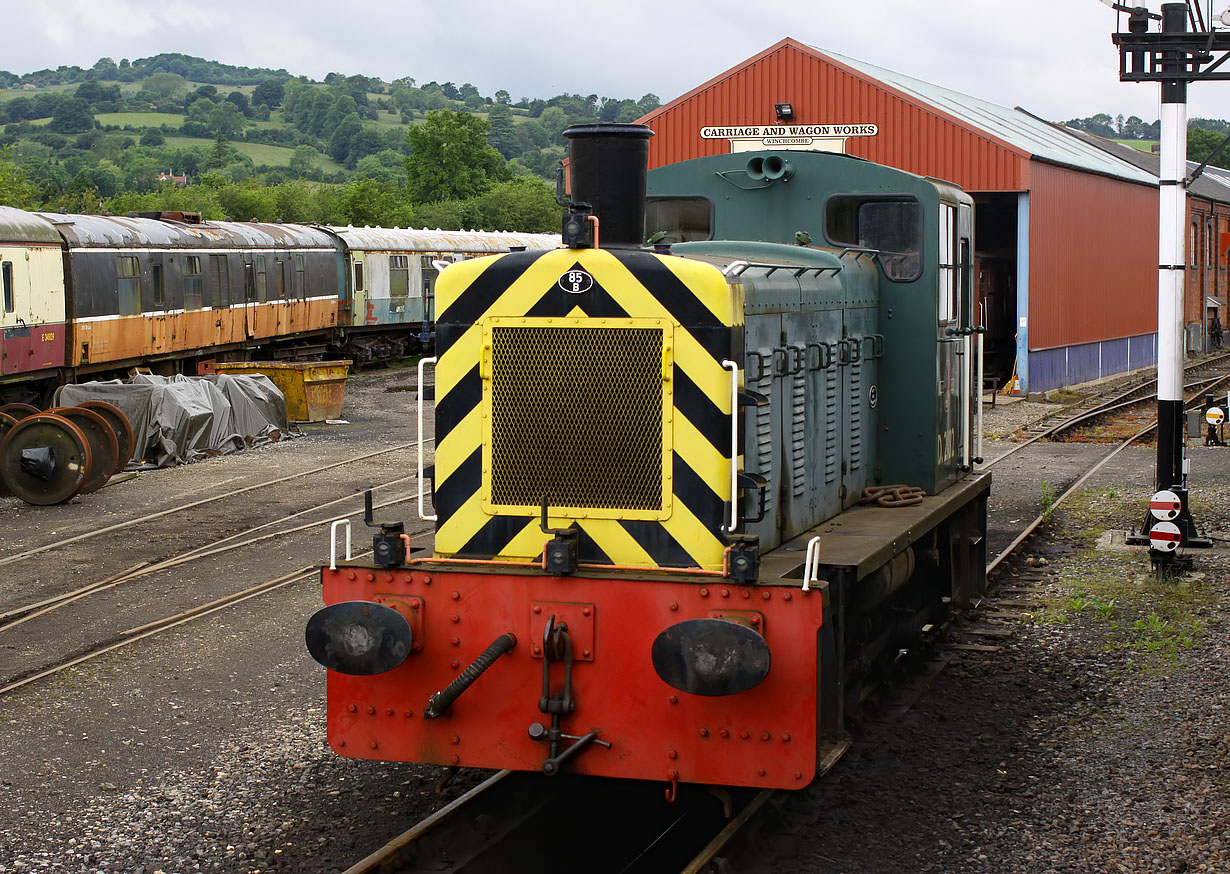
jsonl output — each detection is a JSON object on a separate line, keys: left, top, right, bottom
{"left": 1027, "top": 334, "right": 1157, "bottom": 393}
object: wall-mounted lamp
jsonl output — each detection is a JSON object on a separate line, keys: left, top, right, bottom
{"left": 774, "top": 103, "right": 795, "bottom": 121}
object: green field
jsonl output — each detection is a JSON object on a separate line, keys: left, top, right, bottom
{"left": 1115, "top": 139, "right": 1158, "bottom": 152}
{"left": 163, "top": 135, "right": 341, "bottom": 170}
{"left": 375, "top": 111, "right": 411, "bottom": 128}
{"left": 96, "top": 111, "right": 185, "bottom": 127}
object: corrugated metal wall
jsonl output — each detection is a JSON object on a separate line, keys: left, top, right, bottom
{"left": 641, "top": 41, "right": 1027, "bottom": 191}
{"left": 1026, "top": 160, "right": 1158, "bottom": 349}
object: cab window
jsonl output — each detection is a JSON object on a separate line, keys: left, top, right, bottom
{"left": 645, "top": 196, "right": 712, "bottom": 243}
{"left": 825, "top": 196, "right": 922, "bottom": 281}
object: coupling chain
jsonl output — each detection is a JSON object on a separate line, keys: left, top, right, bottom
{"left": 860, "top": 484, "right": 926, "bottom": 508}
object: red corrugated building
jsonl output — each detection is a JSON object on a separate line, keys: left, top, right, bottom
{"left": 1064, "top": 129, "right": 1230, "bottom": 355}
{"left": 638, "top": 38, "right": 1164, "bottom": 393}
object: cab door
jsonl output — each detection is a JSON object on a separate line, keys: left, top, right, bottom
{"left": 936, "top": 201, "right": 973, "bottom": 481}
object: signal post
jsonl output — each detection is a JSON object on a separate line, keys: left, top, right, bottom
{"left": 1110, "top": 1, "right": 1219, "bottom": 564}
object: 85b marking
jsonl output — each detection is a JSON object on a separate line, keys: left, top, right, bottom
{"left": 559, "top": 270, "right": 594, "bottom": 294}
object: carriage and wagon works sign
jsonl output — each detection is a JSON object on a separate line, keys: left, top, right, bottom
{"left": 700, "top": 124, "right": 878, "bottom": 154}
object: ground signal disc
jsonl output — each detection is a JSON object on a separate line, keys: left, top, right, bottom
{"left": 1206, "top": 406, "right": 1224, "bottom": 426}
{"left": 1148, "top": 489, "right": 1182, "bottom": 521}
{"left": 1148, "top": 520, "right": 1182, "bottom": 552}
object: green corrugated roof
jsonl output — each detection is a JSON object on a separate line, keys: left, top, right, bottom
{"left": 817, "top": 47, "right": 1158, "bottom": 187}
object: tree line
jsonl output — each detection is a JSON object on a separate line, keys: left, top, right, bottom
{"left": 0, "top": 108, "right": 565, "bottom": 234}
{"left": 1063, "top": 112, "right": 1230, "bottom": 168}
{"left": 0, "top": 53, "right": 665, "bottom": 234}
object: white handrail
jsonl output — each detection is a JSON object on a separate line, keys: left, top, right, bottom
{"left": 329, "top": 519, "right": 352, "bottom": 570}
{"left": 961, "top": 333, "right": 971, "bottom": 469}
{"left": 802, "top": 536, "right": 822, "bottom": 592}
{"left": 976, "top": 331, "right": 985, "bottom": 463}
{"left": 721, "top": 260, "right": 749, "bottom": 277}
{"left": 720, "top": 359, "right": 739, "bottom": 533}
{"left": 418, "top": 356, "right": 438, "bottom": 521}
{"left": 431, "top": 259, "right": 451, "bottom": 273}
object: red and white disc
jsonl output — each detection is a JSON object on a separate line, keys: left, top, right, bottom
{"left": 1149, "top": 489, "right": 1182, "bottom": 521}
{"left": 1149, "top": 520, "right": 1182, "bottom": 552}
{"left": 1206, "top": 406, "right": 1224, "bottom": 426}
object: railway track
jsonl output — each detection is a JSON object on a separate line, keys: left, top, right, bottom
{"left": 340, "top": 769, "right": 767, "bottom": 874}
{"left": 0, "top": 437, "right": 427, "bottom": 569}
{"left": 985, "top": 352, "right": 1230, "bottom": 468}
{"left": 0, "top": 486, "right": 433, "bottom": 696}
{"left": 336, "top": 357, "right": 1230, "bottom": 874}
{"left": 0, "top": 481, "right": 419, "bottom": 630}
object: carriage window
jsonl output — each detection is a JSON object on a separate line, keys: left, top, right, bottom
{"left": 354, "top": 261, "right": 364, "bottom": 292}
{"left": 295, "top": 255, "right": 305, "bottom": 299}
{"left": 645, "top": 196, "right": 712, "bottom": 243}
{"left": 276, "top": 259, "right": 286, "bottom": 300}
{"left": 390, "top": 255, "right": 409, "bottom": 298}
{"left": 211, "top": 255, "right": 228, "bottom": 308}
{"left": 256, "top": 258, "right": 268, "bottom": 303}
{"left": 152, "top": 264, "right": 164, "bottom": 309}
{"left": 118, "top": 255, "right": 141, "bottom": 315}
{"left": 825, "top": 196, "right": 922, "bottom": 281}
{"left": 421, "top": 256, "right": 438, "bottom": 298}
{"left": 244, "top": 260, "right": 255, "bottom": 302}
{"left": 2, "top": 262, "right": 13, "bottom": 314}
{"left": 184, "top": 255, "right": 202, "bottom": 310}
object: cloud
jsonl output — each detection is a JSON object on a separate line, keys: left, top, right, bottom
{"left": 3, "top": 0, "right": 1229, "bottom": 124}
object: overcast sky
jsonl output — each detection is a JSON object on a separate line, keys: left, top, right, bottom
{"left": 10, "top": 0, "right": 1230, "bottom": 123}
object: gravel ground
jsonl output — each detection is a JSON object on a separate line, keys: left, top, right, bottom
{"left": 0, "top": 364, "right": 479, "bottom": 874}
{"left": 3, "top": 371, "right": 1228, "bottom": 873}
{"left": 743, "top": 410, "right": 1230, "bottom": 872}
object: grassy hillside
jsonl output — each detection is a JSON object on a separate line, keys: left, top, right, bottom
{"left": 1115, "top": 139, "right": 1158, "bottom": 153}
{"left": 163, "top": 136, "right": 343, "bottom": 170}
{"left": 96, "top": 111, "right": 185, "bottom": 127}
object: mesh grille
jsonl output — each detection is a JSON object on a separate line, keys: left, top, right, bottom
{"left": 490, "top": 325, "right": 664, "bottom": 511}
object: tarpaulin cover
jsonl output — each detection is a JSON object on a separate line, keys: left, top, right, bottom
{"left": 57, "top": 373, "right": 290, "bottom": 469}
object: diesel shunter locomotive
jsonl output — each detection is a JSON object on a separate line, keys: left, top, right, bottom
{"left": 306, "top": 124, "right": 990, "bottom": 791}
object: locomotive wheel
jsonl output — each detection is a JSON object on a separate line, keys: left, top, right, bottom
{"left": 0, "top": 402, "right": 40, "bottom": 420}
{"left": 75, "top": 401, "right": 134, "bottom": 474}
{"left": 47, "top": 407, "right": 118, "bottom": 494}
{"left": 0, "top": 412, "right": 17, "bottom": 497}
{"left": 0, "top": 413, "right": 93, "bottom": 505}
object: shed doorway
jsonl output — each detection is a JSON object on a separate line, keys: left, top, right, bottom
{"left": 972, "top": 193, "right": 1018, "bottom": 389}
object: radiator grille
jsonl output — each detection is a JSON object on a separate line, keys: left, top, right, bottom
{"left": 489, "top": 325, "right": 665, "bottom": 511}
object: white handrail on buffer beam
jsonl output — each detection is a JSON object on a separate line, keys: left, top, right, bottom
{"left": 329, "top": 519, "right": 352, "bottom": 570}
{"left": 802, "top": 536, "right": 822, "bottom": 592}
{"left": 418, "top": 356, "right": 438, "bottom": 521}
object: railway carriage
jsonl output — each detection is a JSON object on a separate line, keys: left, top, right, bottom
{"left": 306, "top": 125, "right": 990, "bottom": 792}
{"left": 40, "top": 213, "right": 340, "bottom": 373}
{"left": 0, "top": 207, "right": 66, "bottom": 380}
{"left": 0, "top": 210, "right": 558, "bottom": 404}
{"left": 323, "top": 226, "right": 560, "bottom": 363}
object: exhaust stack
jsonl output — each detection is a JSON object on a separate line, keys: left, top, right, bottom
{"left": 562, "top": 123, "right": 654, "bottom": 248}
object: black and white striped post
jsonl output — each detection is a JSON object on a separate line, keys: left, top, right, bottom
{"left": 1111, "top": 1, "right": 1215, "bottom": 564}
{"left": 1154, "top": 3, "right": 1192, "bottom": 558}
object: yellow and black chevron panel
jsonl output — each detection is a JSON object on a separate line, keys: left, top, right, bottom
{"left": 431, "top": 247, "right": 744, "bottom": 571}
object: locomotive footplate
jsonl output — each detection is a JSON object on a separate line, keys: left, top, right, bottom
{"left": 318, "top": 564, "right": 827, "bottom": 790}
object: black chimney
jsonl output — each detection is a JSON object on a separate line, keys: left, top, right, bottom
{"left": 563, "top": 123, "right": 654, "bottom": 248}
